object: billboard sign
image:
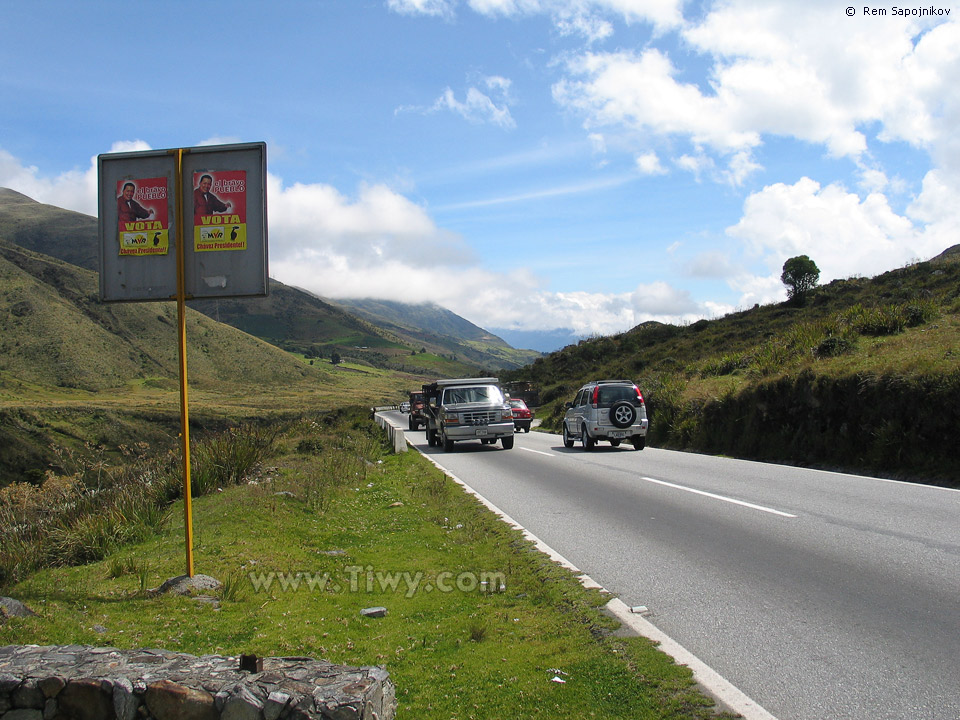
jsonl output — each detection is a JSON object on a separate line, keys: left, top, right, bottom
{"left": 98, "top": 142, "right": 267, "bottom": 302}
{"left": 182, "top": 144, "right": 267, "bottom": 298}
{"left": 99, "top": 150, "right": 178, "bottom": 302}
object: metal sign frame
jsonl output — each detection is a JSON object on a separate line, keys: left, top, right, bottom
{"left": 96, "top": 142, "right": 268, "bottom": 577}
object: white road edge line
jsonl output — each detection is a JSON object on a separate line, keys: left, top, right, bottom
{"left": 519, "top": 447, "right": 555, "bottom": 457}
{"left": 642, "top": 476, "right": 798, "bottom": 518}
{"left": 411, "top": 442, "right": 780, "bottom": 720}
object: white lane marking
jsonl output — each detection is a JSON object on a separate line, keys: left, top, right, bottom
{"left": 520, "top": 447, "right": 556, "bottom": 457}
{"left": 641, "top": 476, "right": 797, "bottom": 518}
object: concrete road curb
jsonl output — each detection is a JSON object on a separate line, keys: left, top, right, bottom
{"left": 409, "top": 438, "right": 779, "bottom": 720}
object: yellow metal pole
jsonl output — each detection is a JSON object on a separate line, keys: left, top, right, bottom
{"left": 174, "top": 148, "right": 195, "bottom": 577}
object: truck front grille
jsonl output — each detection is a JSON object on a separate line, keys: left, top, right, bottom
{"left": 461, "top": 410, "right": 501, "bottom": 426}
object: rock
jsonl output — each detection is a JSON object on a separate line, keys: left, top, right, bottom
{"left": 220, "top": 683, "right": 264, "bottom": 720}
{"left": 12, "top": 679, "right": 45, "bottom": 709}
{"left": 264, "top": 690, "right": 291, "bottom": 720}
{"left": 0, "top": 597, "right": 37, "bottom": 618}
{"left": 58, "top": 678, "right": 113, "bottom": 720}
{"left": 150, "top": 574, "right": 221, "bottom": 596}
{"left": 145, "top": 679, "right": 217, "bottom": 720}
{"left": 113, "top": 676, "right": 138, "bottom": 720}
{"left": 37, "top": 676, "right": 65, "bottom": 698}
{"left": 4, "top": 709, "right": 43, "bottom": 720}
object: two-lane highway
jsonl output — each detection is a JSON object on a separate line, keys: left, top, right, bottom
{"left": 386, "top": 411, "right": 960, "bottom": 720}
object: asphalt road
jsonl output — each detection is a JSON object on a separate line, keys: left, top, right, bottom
{"left": 385, "top": 412, "right": 960, "bottom": 720}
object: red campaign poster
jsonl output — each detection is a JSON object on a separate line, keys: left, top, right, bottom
{"left": 193, "top": 170, "right": 247, "bottom": 252}
{"left": 116, "top": 177, "right": 168, "bottom": 256}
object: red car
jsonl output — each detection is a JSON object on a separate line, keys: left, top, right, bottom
{"left": 508, "top": 399, "right": 533, "bottom": 432}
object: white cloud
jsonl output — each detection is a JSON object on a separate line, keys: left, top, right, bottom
{"left": 0, "top": 141, "right": 155, "bottom": 216}
{"left": 552, "top": 3, "right": 960, "bottom": 180}
{"left": 387, "top": 0, "right": 455, "bottom": 18}
{"left": 399, "top": 77, "right": 517, "bottom": 129}
{"left": 724, "top": 176, "right": 941, "bottom": 305}
{"left": 675, "top": 152, "right": 714, "bottom": 179}
{"left": 392, "top": 0, "right": 685, "bottom": 33}
{"left": 635, "top": 151, "right": 665, "bottom": 175}
{"left": 555, "top": 10, "right": 614, "bottom": 43}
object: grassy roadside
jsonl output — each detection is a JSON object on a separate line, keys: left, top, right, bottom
{"left": 0, "top": 409, "right": 733, "bottom": 719}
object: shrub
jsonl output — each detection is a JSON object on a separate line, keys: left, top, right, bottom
{"left": 190, "top": 423, "right": 280, "bottom": 496}
{"left": 813, "top": 336, "right": 854, "bottom": 359}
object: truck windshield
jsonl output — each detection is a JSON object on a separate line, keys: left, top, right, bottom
{"left": 442, "top": 386, "right": 504, "bottom": 405}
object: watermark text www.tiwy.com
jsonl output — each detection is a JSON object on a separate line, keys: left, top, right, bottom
{"left": 847, "top": 5, "right": 952, "bottom": 16}
{"left": 248, "top": 567, "right": 507, "bottom": 599}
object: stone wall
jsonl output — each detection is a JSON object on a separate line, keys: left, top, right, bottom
{"left": 0, "top": 645, "right": 395, "bottom": 720}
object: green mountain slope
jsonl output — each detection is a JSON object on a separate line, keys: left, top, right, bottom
{"left": 0, "top": 188, "right": 99, "bottom": 271}
{"left": 0, "top": 238, "right": 320, "bottom": 393}
{"left": 330, "top": 298, "right": 542, "bottom": 371}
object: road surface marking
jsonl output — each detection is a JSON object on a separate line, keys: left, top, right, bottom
{"left": 520, "top": 447, "right": 556, "bottom": 457}
{"left": 641, "top": 476, "right": 797, "bottom": 518}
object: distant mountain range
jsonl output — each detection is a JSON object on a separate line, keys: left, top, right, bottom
{"left": 0, "top": 188, "right": 541, "bottom": 375}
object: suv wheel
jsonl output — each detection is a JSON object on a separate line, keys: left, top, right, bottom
{"left": 610, "top": 400, "right": 636, "bottom": 429}
{"left": 631, "top": 436, "right": 645, "bottom": 451}
{"left": 562, "top": 423, "right": 574, "bottom": 448}
{"left": 582, "top": 425, "right": 595, "bottom": 451}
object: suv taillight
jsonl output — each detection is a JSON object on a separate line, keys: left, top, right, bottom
{"left": 591, "top": 386, "right": 599, "bottom": 407}
{"left": 635, "top": 386, "right": 645, "bottom": 405}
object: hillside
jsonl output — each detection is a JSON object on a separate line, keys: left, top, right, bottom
{"left": 0, "top": 238, "right": 323, "bottom": 394}
{"left": 503, "top": 250, "right": 960, "bottom": 485}
{"left": 0, "top": 235, "right": 361, "bottom": 485}
{"left": 331, "top": 298, "right": 542, "bottom": 370}
{"left": 0, "top": 188, "right": 538, "bottom": 374}
{"left": 0, "top": 188, "right": 99, "bottom": 270}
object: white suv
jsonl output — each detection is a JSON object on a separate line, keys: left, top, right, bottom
{"left": 562, "top": 380, "right": 648, "bottom": 451}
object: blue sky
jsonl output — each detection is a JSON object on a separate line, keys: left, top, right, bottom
{"left": 2, "top": 0, "right": 958, "bottom": 350}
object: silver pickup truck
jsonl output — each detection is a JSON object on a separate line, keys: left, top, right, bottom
{"left": 422, "top": 377, "right": 516, "bottom": 451}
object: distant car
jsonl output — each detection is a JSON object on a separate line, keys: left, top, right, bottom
{"left": 408, "top": 391, "right": 427, "bottom": 430}
{"left": 562, "top": 380, "right": 648, "bottom": 451}
{"left": 508, "top": 399, "right": 533, "bottom": 432}
{"left": 399, "top": 401, "right": 411, "bottom": 413}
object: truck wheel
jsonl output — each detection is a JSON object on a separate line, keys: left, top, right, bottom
{"left": 408, "top": 417, "right": 415, "bottom": 431}
{"left": 562, "top": 423, "right": 574, "bottom": 448}
{"left": 441, "top": 428, "right": 455, "bottom": 452}
{"left": 501, "top": 435, "right": 515, "bottom": 450}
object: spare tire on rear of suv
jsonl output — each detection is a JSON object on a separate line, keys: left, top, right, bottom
{"left": 609, "top": 400, "right": 636, "bottom": 429}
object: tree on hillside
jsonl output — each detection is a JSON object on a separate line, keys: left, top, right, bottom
{"left": 330, "top": 351, "right": 342, "bottom": 365}
{"left": 781, "top": 255, "right": 820, "bottom": 306}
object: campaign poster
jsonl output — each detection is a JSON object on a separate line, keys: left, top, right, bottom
{"left": 193, "top": 170, "right": 247, "bottom": 252}
{"left": 116, "top": 177, "right": 168, "bottom": 256}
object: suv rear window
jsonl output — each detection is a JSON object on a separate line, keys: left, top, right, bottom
{"left": 596, "top": 385, "right": 638, "bottom": 407}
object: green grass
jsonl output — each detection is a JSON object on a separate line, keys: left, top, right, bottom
{"left": 0, "top": 411, "right": 732, "bottom": 719}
